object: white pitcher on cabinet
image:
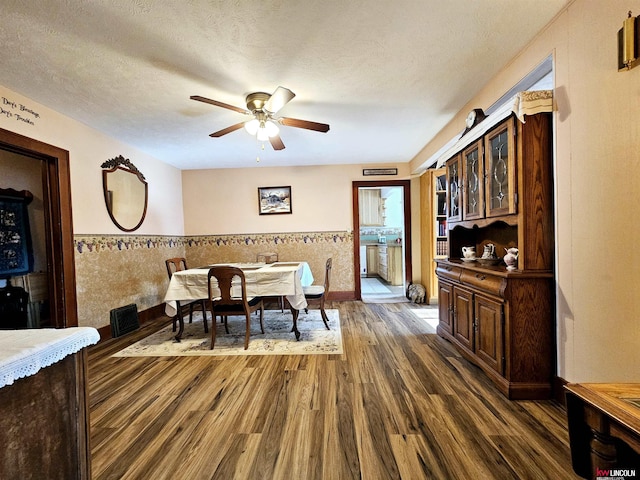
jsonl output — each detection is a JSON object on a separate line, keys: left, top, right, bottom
{"left": 504, "top": 247, "right": 519, "bottom": 271}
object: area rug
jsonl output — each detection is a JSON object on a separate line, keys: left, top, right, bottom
{"left": 113, "top": 309, "right": 342, "bottom": 357}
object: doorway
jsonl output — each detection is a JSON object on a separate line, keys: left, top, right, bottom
{"left": 352, "top": 180, "right": 411, "bottom": 301}
{"left": 0, "top": 128, "right": 77, "bottom": 328}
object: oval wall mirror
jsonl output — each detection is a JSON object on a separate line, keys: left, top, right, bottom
{"left": 101, "top": 155, "right": 148, "bottom": 232}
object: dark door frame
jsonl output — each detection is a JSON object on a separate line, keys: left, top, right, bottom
{"left": 352, "top": 179, "right": 411, "bottom": 300}
{"left": 0, "top": 127, "right": 77, "bottom": 327}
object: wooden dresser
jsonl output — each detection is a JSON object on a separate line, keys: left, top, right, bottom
{"left": 0, "top": 328, "right": 99, "bottom": 479}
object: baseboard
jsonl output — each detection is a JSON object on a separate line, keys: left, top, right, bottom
{"left": 138, "top": 303, "right": 167, "bottom": 323}
{"left": 329, "top": 291, "right": 356, "bottom": 301}
{"left": 96, "top": 324, "right": 111, "bottom": 342}
{"left": 554, "top": 375, "right": 569, "bottom": 407}
{"left": 96, "top": 303, "right": 168, "bottom": 342}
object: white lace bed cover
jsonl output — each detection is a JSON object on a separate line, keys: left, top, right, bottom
{"left": 0, "top": 327, "right": 100, "bottom": 389}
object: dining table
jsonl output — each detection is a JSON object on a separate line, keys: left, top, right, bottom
{"left": 163, "top": 261, "right": 314, "bottom": 341}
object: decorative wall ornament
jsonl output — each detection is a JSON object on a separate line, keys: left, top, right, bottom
{"left": 101, "top": 155, "right": 148, "bottom": 232}
{"left": 618, "top": 11, "right": 639, "bottom": 71}
{"left": 258, "top": 186, "right": 292, "bottom": 215}
{"left": 362, "top": 168, "right": 398, "bottom": 176}
{"left": 100, "top": 155, "right": 146, "bottom": 180}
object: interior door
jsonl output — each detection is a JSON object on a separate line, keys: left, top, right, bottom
{"left": 0, "top": 128, "right": 77, "bottom": 328}
{"left": 352, "top": 180, "right": 412, "bottom": 300}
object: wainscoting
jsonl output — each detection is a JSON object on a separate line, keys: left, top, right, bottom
{"left": 74, "top": 231, "right": 354, "bottom": 331}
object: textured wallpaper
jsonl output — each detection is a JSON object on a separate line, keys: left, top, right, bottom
{"left": 74, "top": 231, "right": 353, "bottom": 329}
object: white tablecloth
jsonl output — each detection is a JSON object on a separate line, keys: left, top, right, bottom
{"left": 0, "top": 327, "right": 100, "bottom": 389}
{"left": 164, "top": 261, "right": 314, "bottom": 316}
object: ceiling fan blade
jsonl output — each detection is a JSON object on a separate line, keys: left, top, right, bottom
{"left": 191, "top": 95, "right": 249, "bottom": 115}
{"left": 279, "top": 117, "right": 330, "bottom": 133}
{"left": 269, "top": 134, "right": 285, "bottom": 150}
{"left": 264, "top": 87, "right": 295, "bottom": 113}
{"left": 209, "top": 122, "right": 246, "bottom": 137}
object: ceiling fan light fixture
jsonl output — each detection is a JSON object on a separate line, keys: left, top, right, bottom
{"left": 255, "top": 120, "right": 279, "bottom": 141}
{"left": 256, "top": 125, "right": 270, "bottom": 142}
{"left": 244, "top": 118, "right": 260, "bottom": 135}
{"left": 264, "top": 120, "right": 279, "bottom": 137}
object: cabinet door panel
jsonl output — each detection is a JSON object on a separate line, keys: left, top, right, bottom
{"left": 366, "top": 245, "right": 378, "bottom": 276}
{"left": 475, "top": 295, "right": 504, "bottom": 374}
{"left": 462, "top": 140, "right": 484, "bottom": 220}
{"left": 438, "top": 281, "right": 453, "bottom": 335}
{"left": 359, "top": 189, "right": 384, "bottom": 225}
{"left": 387, "top": 246, "right": 403, "bottom": 286}
{"left": 453, "top": 287, "right": 474, "bottom": 353}
{"left": 446, "top": 155, "right": 462, "bottom": 222}
{"left": 485, "top": 119, "right": 516, "bottom": 218}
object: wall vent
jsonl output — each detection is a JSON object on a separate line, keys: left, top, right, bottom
{"left": 110, "top": 304, "right": 139, "bottom": 338}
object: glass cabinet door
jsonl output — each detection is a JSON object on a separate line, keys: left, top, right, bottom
{"left": 462, "top": 140, "right": 484, "bottom": 220}
{"left": 484, "top": 118, "right": 516, "bottom": 217}
{"left": 446, "top": 154, "right": 462, "bottom": 222}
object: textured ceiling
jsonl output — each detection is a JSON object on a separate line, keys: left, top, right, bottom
{"left": 0, "top": 1, "right": 568, "bottom": 170}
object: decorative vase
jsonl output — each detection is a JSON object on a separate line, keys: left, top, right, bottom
{"left": 504, "top": 247, "right": 519, "bottom": 271}
{"left": 461, "top": 246, "right": 476, "bottom": 259}
{"left": 482, "top": 243, "right": 496, "bottom": 259}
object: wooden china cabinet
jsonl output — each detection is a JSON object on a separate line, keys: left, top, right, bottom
{"left": 436, "top": 111, "right": 555, "bottom": 400}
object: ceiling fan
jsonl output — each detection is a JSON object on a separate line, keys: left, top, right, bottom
{"left": 190, "top": 86, "right": 330, "bottom": 150}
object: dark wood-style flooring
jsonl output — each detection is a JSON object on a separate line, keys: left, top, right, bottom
{"left": 88, "top": 301, "right": 580, "bottom": 479}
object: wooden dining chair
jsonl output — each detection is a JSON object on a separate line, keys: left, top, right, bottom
{"left": 165, "top": 257, "right": 208, "bottom": 333}
{"left": 303, "top": 258, "right": 332, "bottom": 330}
{"left": 207, "top": 266, "right": 264, "bottom": 350}
{"left": 256, "top": 252, "right": 284, "bottom": 312}
{"left": 256, "top": 252, "right": 278, "bottom": 264}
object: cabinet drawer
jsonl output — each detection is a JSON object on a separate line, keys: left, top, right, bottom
{"left": 459, "top": 270, "right": 505, "bottom": 297}
{"left": 435, "top": 263, "right": 462, "bottom": 282}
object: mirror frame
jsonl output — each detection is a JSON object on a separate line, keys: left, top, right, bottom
{"left": 101, "top": 155, "right": 148, "bottom": 232}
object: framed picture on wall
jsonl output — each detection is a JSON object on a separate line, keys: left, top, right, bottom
{"left": 258, "top": 186, "right": 292, "bottom": 215}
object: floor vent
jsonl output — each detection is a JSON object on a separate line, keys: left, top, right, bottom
{"left": 110, "top": 304, "right": 139, "bottom": 338}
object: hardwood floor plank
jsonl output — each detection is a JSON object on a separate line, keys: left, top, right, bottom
{"left": 245, "top": 368, "right": 297, "bottom": 479}
{"left": 88, "top": 302, "right": 581, "bottom": 479}
{"left": 117, "top": 409, "right": 209, "bottom": 480}
{"left": 320, "top": 359, "right": 362, "bottom": 479}
{"left": 488, "top": 434, "right": 569, "bottom": 479}
{"left": 211, "top": 433, "right": 262, "bottom": 479}
{"left": 390, "top": 433, "right": 446, "bottom": 480}
{"left": 352, "top": 381, "right": 401, "bottom": 478}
